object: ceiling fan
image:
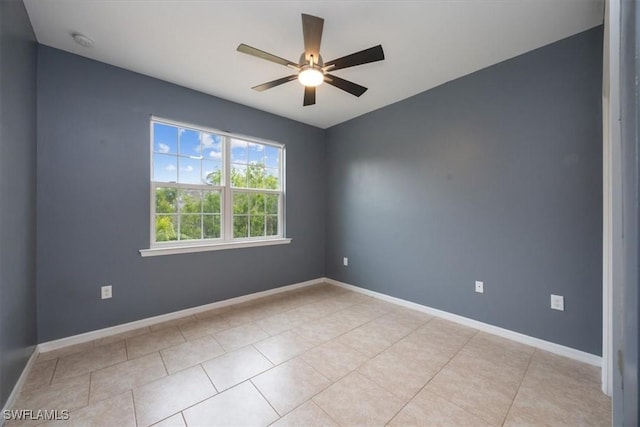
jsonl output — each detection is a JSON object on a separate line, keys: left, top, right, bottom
{"left": 237, "top": 13, "right": 385, "bottom": 106}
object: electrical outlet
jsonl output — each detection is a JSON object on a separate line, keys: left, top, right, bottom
{"left": 101, "top": 285, "right": 112, "bottom": 300}
{"left": 551, "top": 294, "right": 564, "bottom": 311}
{"left": 475, "top": 280, "right": 484, "bottom": 293}
{"left": 343, "top": 257, "right": 348, "bottom": 266}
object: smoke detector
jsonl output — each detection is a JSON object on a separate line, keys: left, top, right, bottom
{"left": 72, "top": 32, "right": 94, "bottom": 48}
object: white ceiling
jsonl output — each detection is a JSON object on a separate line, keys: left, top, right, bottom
{"left": 23, "top": 0, "right": 603, "bottom": 129}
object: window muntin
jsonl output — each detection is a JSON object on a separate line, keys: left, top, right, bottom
{"left": 150, "top": 118, "right": 283, "bottom": 246}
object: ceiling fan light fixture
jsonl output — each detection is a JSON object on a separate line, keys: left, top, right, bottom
{"left": 237, "top": 13, "right": 384, "bottom": 105}
{"left": 298, "top": 68, "right": 324, "bottom": 87}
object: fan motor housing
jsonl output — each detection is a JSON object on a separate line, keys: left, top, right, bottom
{"left": 299, "top": 53, "right": 323, "bottom": 68}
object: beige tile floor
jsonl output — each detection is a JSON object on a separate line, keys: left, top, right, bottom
{"left": 8, "top": 283, "right": 611, "bottom": 426}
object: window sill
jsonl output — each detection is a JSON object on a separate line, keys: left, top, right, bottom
{"left": 139, "top": 238, "right": 292, "bottom": 257}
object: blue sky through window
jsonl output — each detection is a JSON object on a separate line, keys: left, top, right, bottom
{"left": 265, "top": 146, "right": 279, "bottom": 168}
{"left": 248, "top": 142, "right": 264, "bottom": 164}
{"left": 231, "top": 139, "right": 248, "bottom": 163}
{"left": 153, "top": 122, "right": 279, "bottom": 186}
{"left": 153, "top": 153, "right": 177, "bottom": 182}
{"left": 180, "top": 156, "right": 201, "bottom": 184}
{"left": 153, "top": 123, "right": 177, "bottom": 154}
{"left": 180, "top": 129, "right": 200, "bottom": 157}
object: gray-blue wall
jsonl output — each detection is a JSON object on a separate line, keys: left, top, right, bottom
{"left": 325, "top": 27, "right": 603, "bottom": 355}
{"left": 36, "top": 47, "right": 326, "bottom": 342}
{"left": 0, "top": 0, "right": 38, "bottom": 407}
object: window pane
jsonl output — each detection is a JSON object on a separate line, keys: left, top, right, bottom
{"left": 179, "top": 157, "right": 201, "bottom": 184}
{"left": 265, "top": 146, "right": 279, "bottom": 168}
{"left": 180, "top": 214, "right": 202, "bottom": 240}
{"left": 202, "top": 160, "right": 222, "bottom": 185}
{"left": 155, "top": 215, "right": 178, "bottom": 242}
{"left": 203, "top": 214, "right": 221, "bottom": 239}
{"left": 203, "top": 191, "right": 221, "bottom": 214}
{"left": 247, "top": 164, "right": 267, "bottom": 189}
{"left": 201, "top": 133, "right": 222, "bottom": 160}
{"left": 153, "top": 123, "right": 178, "bottom": 154}
{"left": 179, "top": 129, "right": 201, "bottom": 157}
{"left": 233, "top": 215, "right": 248, "bottom": 238}
{"left": 250, "top": 215, "right": 265, "bottom": 237}
{"left": 265, "top": 194, "right": 278, "bottom": 215}
{"left": 233, "top": 192, "right": 248, "bottom": 214}
{"left": 250, "top": 193, "right": 265, "bottom": 215}
{"left": 153, "top": 153, "right": 177, "bottom": 182}
{"left": 266, "top": 215, "right": 278, "bottom": 236}
{"left": 231, "top": 164, "right": 247, "bottom": 188}
{"left": 179, "top": 189, "right": 201, "bottom": 214}
{"left": 248, "top": 142, "right": 264, "bottom": 165}
{"left": 156, "top": 187, "right": 178, "bottom": 214}
{"left": 231, "top": 139, "right": 248, "bottom": 163}
{"left": 265, "top": 168, "right": 279, "bottom": 190}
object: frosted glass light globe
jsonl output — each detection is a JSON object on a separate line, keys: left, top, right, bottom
{"left": 298, "top": 68, "right": 324, "bottom": 87}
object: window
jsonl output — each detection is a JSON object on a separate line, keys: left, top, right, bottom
{"left": 143, "top": 117, "right": 288, "bottom": 256}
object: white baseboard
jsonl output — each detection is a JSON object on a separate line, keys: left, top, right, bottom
{"left": 1, "top": 346, "right": 39, "bottom": 426}
{"left": 38, "top": 277, "right": 324, "bottom": 353}
{"left": 324, "top": 278, "right": 602, "bottom": 367}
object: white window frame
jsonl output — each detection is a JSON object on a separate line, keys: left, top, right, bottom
{"left": 140, "top": 116, "right": 290, "bottom": 257}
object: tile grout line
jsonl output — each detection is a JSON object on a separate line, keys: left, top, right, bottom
{"left": 158, "top": 350, "right": 170, "bottom": 376}
{"left": 291, "top": 304, "right": 424, "bottom": 358}
{"left": 251, "top": 343, "right": 279, "bottom": 366}
{"left": 251, "top": 354, "right": 337, "bottom": 421}
{"left": 144, "top": 365, "right": 222, "bottom": 425}
{"left": 87, "top": 371, "right": 94, "bottom": 405}
{"left": 48, "top": 358, "right": 60, "bottom": 387}
{"left": 344, "top": 314, "right": 439, "bottom": 397}
{"left": 311, "top": 399, "right": 343, "bottom": 427}
{"left": 199, "top": 361, "right": 219, "bottom": 393}
{"left": 124, "top": 338, "right": 130, "bottom": 361}
{"left": 176, "top": 323, "right": 190, "bottom": 342}
{"left": 383, "top": 329, "right": 480, "bottom": 425}
{"left": 421, "top": 335, "right": 528, "bottom": 426}
{"left": 130, "top": 389, "right": 140, "bottom": 427}
{"left": 500, "top": 348, "right": 537, "bottom": 426}
{"left": 249, "top": 378, "right": 283, "bottom": 418}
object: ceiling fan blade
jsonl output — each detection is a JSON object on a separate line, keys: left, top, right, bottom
{"left": 251, "top": 75, "right": 298, "bottom": 92}
{"left": 324, "top": 45, "right": 385, "bottom": 71}
{"left": 302, "top": 14, "right": 324, "bottom": 62}
{"left": 303, "top": 86, "right": 316, "bottom": 106}
{"left": 237, "top": 44, "right": 298, "bottom": 68}
{"left": 324, "top": 74, "right": 368, "bottom": 97}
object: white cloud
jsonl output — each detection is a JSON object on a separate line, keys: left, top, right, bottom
{"left": 157, "top": 143, "right": 170, "bottom": 153}
{"left": 200, "top": 133, "right": 214, "bottom": 147}
{"left": 183, "top": 165, "right": 194, "bottom": 172}
{"left": 248, "top": 142, "right": 264, "bottom": 151}
{"left": 166, "top": 164, "right": 176, "bottom": 171}
{"left": 209, "top": 151, "right": 222, "bottom": 159}
{"left": 232, "top": 139, "right": 247, "bottom": 149}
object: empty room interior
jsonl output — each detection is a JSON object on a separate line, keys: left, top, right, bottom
{"left": 1, "top": 0, "right": 638, "bottom": 426}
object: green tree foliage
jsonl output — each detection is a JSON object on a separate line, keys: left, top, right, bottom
{"left": 155, "top": 163, "right": 279, "bottom": 242}
{"left": 155, "top": 216, "right": 177, "bottom": 241}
